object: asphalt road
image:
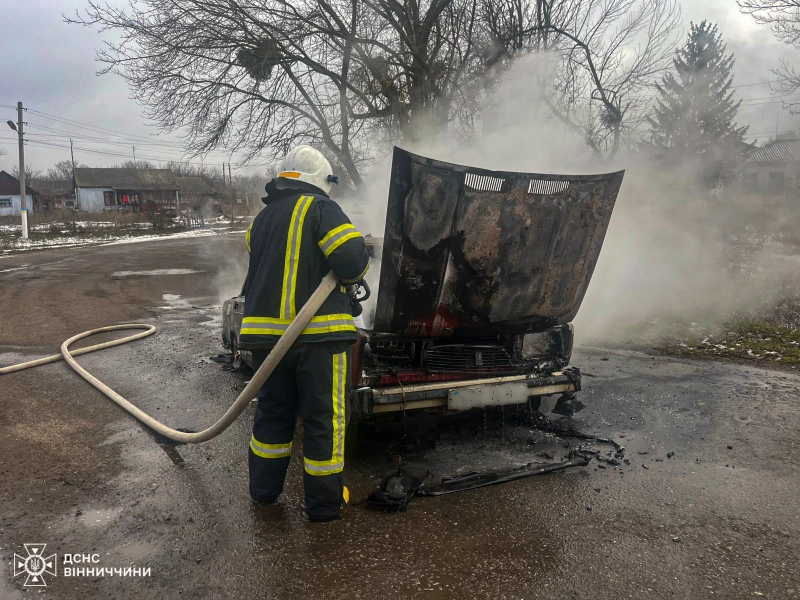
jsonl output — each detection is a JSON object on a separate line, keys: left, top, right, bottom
{"left": 1, "top": 236, "right": 799, "bottom": 599}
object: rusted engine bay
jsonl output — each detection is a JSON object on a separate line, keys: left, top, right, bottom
{"left": 373, "top": 148, "right": 624, "bottom": 338}
{"left": 357, "top": 325, "right": 574, "bottom": 388}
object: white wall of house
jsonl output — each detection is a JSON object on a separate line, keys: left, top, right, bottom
{"left": 739, "top": 163, "right": 800, "bottom": 196}
{"left": 0, "top": 194, "right": 34, "bottom": 216}
{"left": 77, "top": 187, "right": 114, "bottom": 212}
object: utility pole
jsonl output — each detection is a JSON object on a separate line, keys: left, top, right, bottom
{"left": 16, "top": 102, "right": 28, "bottom": 240}
{"left": 228, "top": 162, "right": 235, "bottom": 224}
{"left": 132, "top": 146, "right": 138, "bottom": 169}
{"left": 70, "top": 137, "right": 78, "bottom": 210}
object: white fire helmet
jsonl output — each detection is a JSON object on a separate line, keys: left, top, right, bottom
{"left": 277, "top": 145, "right": 339, "bottom": 194}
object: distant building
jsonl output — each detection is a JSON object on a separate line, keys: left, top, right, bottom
{"left": 176, "top": 176, "right": 217, "bottom": 214}
{"left": 0, "top": 170, "right": 37, "bottom": 216}
{"left": 734, "top": 138, "right": 800, "bottom": 224}
{"left": 739, "top": 139, "right": 800, "bottom": 197}
{"left": 31, "top": 179, "right": 75, "bottom": 210}
{"left": 73, "top": 168, "right": 179, "bottom": 213}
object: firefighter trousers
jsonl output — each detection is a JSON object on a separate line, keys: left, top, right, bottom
{"left": 249, "top": 341, "right": 351, "bottom": 521}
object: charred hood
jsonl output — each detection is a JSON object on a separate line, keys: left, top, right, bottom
{"left": 373, "top": 148, "right": 624, "bottom": 337}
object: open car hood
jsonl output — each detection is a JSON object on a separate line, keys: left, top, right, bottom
{"left": 373, "top": 148, "right": 624, "bottom": 337}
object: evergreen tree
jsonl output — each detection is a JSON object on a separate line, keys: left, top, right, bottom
{"left": 648, "top": 21, "right": 750, "bottom": 191}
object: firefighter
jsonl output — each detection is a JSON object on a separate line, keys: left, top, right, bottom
{"left": 239, "top": 145, "right": 369, "bottom": 522}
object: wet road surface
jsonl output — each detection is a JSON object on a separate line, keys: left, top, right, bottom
{"left": 1, "top": 237, "right": 799, "bottom": 599}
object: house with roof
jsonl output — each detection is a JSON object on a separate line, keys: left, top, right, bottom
{"left": 738, "top": 138, "right": 800, "bottom": 200}
{"left": 73, "top": 167, "right": 180, "bottom": 213}
{"left": 176, "top": 176, "right": 217, "bottom": 213}
{"left": 0, "top": 170, "right": 37, "bottom": 216}
{"left": 31, "top": 179, "right": 75, "bottom": 210}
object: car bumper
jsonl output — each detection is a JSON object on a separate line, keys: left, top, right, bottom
{"left": 351, "top": 368, "right": 581, "bottom": 414}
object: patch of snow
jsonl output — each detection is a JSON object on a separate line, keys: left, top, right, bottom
{"left": 1, "top": 236, "right": 103, "bottom": 252}
{"left": 198, "top": 312, "right": 223, "bottom": 328}
{"left": 0, "top": 265, "right": 28, "bottom": 274}
{"left": 111, "top": 269, "right": 201, "bottom": 277}
{"left": 106, "top": 228, "right": 220, "bottom": 246}
{"left": 159, "top": 293, "right": 192, "bottom": 310}
{"left": 0, "top": 227, "right": 247, "bottom": 255}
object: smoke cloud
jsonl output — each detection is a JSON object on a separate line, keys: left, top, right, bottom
{"left": 339, "top": 53, "right": 800, "bottom": 344}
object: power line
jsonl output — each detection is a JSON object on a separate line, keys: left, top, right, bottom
{"left": 25, "top": 122, "right": 188, "bottom": 147}
{"left": 24, "top": 126, "right": 243, "bottom": 163}
{"left": 731, "top": 80, "right": 779, "bottom": 89}
{"left": 739, "top": 99, "right": 800, "bottom": 108}
{"left": 25, "top": 129, "right": 190, "bottom": 151}
{"left": 3, "top": 135, "right": 229, "bottom": 165}
{"left": 25, "top": 107, "right": 187, "bottom": 146}
{"left": 743, "top": 130, "right": 788, "bottom": 137}
{"left": 24, "top": 132, "right": 215, "bottom": 158}
{"left": 9, "top": 104, "right": 261, "bottom": 169}
{"left": 31, "top": 139, "right": 218, "bottom": 162}
{"left": 740, "top": 93, "right": 800, "bottom": 103}
{"left": 2, "top": 137, "right": 258, "bottom": 171}
{"left": 3, "top": 136, "right": 226, "bottom": 167}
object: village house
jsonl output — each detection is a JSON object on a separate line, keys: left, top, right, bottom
{"left": 73, "top": 167, "right": 180, "bottom": 213}
{"left": 176, "top": 176, "right": 217, "bottom": 214}
{"left": 738, "top": 138, "right": 800, "bottom": 200}
{"left": 31, "top": 179, "right": 75, "bottom": 210}
{"left": 0, "top": 170, "right": 37, "bottom": 216}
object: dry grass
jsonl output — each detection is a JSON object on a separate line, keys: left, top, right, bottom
{"left": 661, "top": 299, "right": 800, "bottom": 367}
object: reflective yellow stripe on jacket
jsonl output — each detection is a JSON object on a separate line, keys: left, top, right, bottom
{"left": 281, "top": 195, "right": 314, "bottom": 319}
{"left": 318, "top": 223, "right": 362, "bottom": 258}
{"left": 304, "top": 351, "right": 347, "bottom": 476}
{"left": 245, "top": 222, "right": 253, "bottom": 253}
{"left": 341, "top": 262, "right": 370, "bottom": 285}
{"left": 240, "top": 313, "right": 356, "bottom": 336}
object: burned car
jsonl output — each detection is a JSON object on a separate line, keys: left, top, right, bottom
{"left": 223, "top": 148, "right": 623, "bottom": 418}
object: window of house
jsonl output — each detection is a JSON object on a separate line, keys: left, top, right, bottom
{"left": 742, "top": 172, "right": 758, "bottom": 194}
{"left": 0, "top": 198, "right": 11, "bottom": 208}
{"left": 103, "top": 191, "right": 116, "bottom": 206}
{"left": 768, "top": 171, "right": 785, "bottom": 194}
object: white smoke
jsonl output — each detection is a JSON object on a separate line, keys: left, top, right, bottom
{"left": 338, "top": 52, "right": 800, "bottom": 342}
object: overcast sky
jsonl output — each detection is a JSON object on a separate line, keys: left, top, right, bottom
{"left": 1, "top": 0, "right": 799, "bottom": 178}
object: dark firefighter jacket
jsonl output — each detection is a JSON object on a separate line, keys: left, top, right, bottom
{"left": 239, "top": 178, "right": 370, "bottom": 348}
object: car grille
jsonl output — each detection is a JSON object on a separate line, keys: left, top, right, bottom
{"left": 425, "top": 344, "right": 512, "bottom": 373}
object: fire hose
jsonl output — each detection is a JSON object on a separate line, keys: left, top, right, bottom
{"left": 0, "top": 271, "right": 339, "bottom": 444}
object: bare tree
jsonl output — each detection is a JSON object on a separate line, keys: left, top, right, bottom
{"left": 739, "top": 1, "right": 800, "bottom": 105}
{"left": 482, "top": 0, "right": 681, "bottom": 160}
{"left": 739, "top": 0, "right": 800, "bottom": 46}
{"left": 110, "top": 160, "right": 157, "bottom": 170}
{"left": 44, "top": 159, "right": 87, "bottom": 181}
{"left": 68, "top": 0, "right": 678, "bottom": 179}
{"left": 68, "top": 0, "right": 484, "bottom": 186}
{"left": 11, "top": 165, "right": 43, "bottom": 185}
{"left": 165, "top": 160, "right": 227, "bottom": 188}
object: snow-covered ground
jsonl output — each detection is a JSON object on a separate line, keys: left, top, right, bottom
{"left": 0, "top": 221, "right": 152, "bottom": 234}
{"left": 0, "top": 226, "right": 247, "bottom": 256}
